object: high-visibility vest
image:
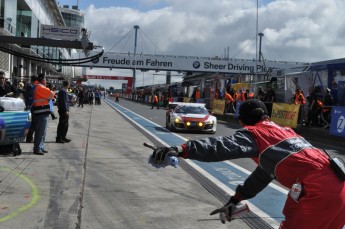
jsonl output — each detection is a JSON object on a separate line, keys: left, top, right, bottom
{"left": 154, "top": 95, "right": 158, "bottom": 103}
{"left": 32, "top": 81, "right": 55, "bottom": 115}
{"left": 294, "top": 92, "right": 306, "bottom": 105}
{"left": 195, "top": 91, "right": 200, "bottom": 99}
{"left": 237, "top": 92, "right": 245, "bottom": 101}
{"left": 224, "top": 92, "right": 234, "bottom": 103}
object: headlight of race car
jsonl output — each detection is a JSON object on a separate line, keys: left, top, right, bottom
{"left": 174, "top": 117, "right": 183, "bottom": 123}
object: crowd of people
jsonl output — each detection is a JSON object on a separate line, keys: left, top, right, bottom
{"left": 213, "top": 84, "right": 335, "bottom": 128}
{"left": 0, "top": 71, "right": 106, "bottom": 155}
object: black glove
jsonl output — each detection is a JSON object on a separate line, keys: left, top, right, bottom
{"left": 152, "top": 146, "right": 180, "bottom": 164}
{"left": 210, "top": 196, "right": 239, "bottom": 224}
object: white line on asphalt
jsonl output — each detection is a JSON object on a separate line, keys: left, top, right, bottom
{"left": 106, "top": 100, "right": 282, "bottom": 228}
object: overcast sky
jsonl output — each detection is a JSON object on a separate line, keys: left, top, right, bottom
{"left": 58, "top": 0, "right": 345, "bottom": 89}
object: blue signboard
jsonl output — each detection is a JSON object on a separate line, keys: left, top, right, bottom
{"left": 329, "top": 106, "right": 345, "bottom": 137}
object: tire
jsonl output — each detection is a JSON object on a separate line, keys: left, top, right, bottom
{"left": 12, "top": 143, "right": 22, "bottom": 156}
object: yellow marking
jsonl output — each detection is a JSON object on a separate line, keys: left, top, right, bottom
{"left": 0, "top": 167, "right": 40, "bottom": 222}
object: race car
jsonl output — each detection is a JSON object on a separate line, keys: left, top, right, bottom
{"left": 166, "top": 102, "right": 217, "bottom": 133}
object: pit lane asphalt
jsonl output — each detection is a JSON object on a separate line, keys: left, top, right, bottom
{"left": 0, "top": 98, "right": 256, "bottom": 229}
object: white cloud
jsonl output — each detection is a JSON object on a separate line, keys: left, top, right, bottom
{"left": 81, "top": 0, "right": 345, "bottom": 87}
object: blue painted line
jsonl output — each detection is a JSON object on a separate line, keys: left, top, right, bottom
{"left": 106, "top": 99, "right": 286, "bottom": 223}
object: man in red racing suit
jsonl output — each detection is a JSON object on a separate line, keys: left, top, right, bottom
{"left": 151, "top": 99, "right": 345, "bottom": 229}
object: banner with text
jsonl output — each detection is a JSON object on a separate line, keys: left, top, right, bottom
{"left": 271, "top": 103, "right": 300, "bottom": 128}
{"left": 83, "top": 75, "right": 133, "bottom": 94}
{"left": 74, "top": 52, "right": 308, "bottom": 74}
{"left": 212, "top": 99, "right": 225, "bottom": 115}
{"left": 329, "top": 106, "right": 345, "bottom": 137}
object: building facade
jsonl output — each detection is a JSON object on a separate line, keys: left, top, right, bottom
{"left": 0, "top": 0, "right": 77, "bottom": 84}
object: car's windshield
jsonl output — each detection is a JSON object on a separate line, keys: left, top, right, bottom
{"left": 175, "top": 106, "right": 208, "bottom": 115}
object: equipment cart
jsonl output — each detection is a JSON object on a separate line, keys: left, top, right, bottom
{"left": 0, "top": 97, "right": 31, "bottom": 156}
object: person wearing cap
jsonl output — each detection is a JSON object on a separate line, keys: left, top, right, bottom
{"left": 150, "top": 99, "right": 345, "bottom": 228}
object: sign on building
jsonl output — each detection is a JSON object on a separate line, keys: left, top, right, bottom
{"left": 41, "top": 25, "right": 80, "bottom": 41}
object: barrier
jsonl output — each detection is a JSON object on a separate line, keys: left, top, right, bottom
{"left": 212, "top": 99, "right": 225, "bottom": 115}
{"left": 271, "top": 103, "right": 300, "bottom": 128}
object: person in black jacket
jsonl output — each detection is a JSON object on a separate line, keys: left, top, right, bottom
{"left": 56, "top": 80, "right": 71, "bottom": 143}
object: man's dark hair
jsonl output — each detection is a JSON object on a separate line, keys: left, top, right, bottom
{"left": 31, "top": 75, "right": 37, "bottom": 82}
{"left": 238, "top": 99, "right": 269, "bottom": 125}
{"left": 62, "top": 80, "right": 70, "bottom": 87}
{"left": 0, "top": 70, "right": 5, "bottom": 75}
{"left": 37, "top": 74, "right": 45, "bottom": 83}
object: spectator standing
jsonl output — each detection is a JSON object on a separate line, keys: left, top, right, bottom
{"left": 151, "top": 99, "right": 345, "bottom": 228}
{"left": 31, "top": 74, "right": 55, "bottom": 155}
{"left": 87, "top": 90, "right": 94, "bottom": 105}
{"left": 95, "top": 89, "right": 101, "bottom": 105}
{"left": 256, "top": 86, "right": 266, "bottom": 101}
{"left": 309, "top": 86, "right": 323, "bottom": 126}
{"left": 264, "top": 85, "right": 276, "bottom": 117}
{"left": 25, "top": 76, "right": 37, "bottom": 143}
{"left": 151, "top": 93, "right": 159, "bottom": 109}
{"left": 0, "top": 70, "right": 14, "bottom": 97}
{"left": 46, "top": 82, "right": 57, "bottom": 120}
{"left": 78, "top": 88, "right": 84, "bottom": 108}
{"left": 293, "top": 88, "right": 306, "bottom": 125}
{"left": 322, "top": 88, "right": 333, "bottom": 126}
{"left": 15, "top": 82, "right": 25, "bottom": 99}
{"left": 24, "top": 76, "right": 37, "bottom": 111}
{"left": 56, "top": 80, "right": 71, "bottom": 143}
{"left": 115, "top": 92, "right": 119, "bottom": 102}
{"left": 224, "top": 90, "right": 235, "bottom": 113}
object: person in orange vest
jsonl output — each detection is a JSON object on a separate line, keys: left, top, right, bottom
{"left": 115, "top": 93, "right": 119, "bottom": 102}
{"left": 244, "top": 89, "right": 255, "bottom": 100}
{"left": 195, "top": 88, "right": 201, "bottom": 99}
{"left": 293, "top": 88, "right": 306, "bottom": 125}
{"left": 236, "top": 89, "right": 245, "bottom": 101}
{"left": 168, "top": 94, "right": 174, "bottom": 103}
{"left": 224, "top": 90, "right": 235, "bottom": 113}
{"left": 293, "top": 88, "right": 306, "bottom": 105}
{"left": 31, "top": 74, "right": 55, "bottom": 155}
{"left": 151, "top": 93, "right": 159, "bottom": 109}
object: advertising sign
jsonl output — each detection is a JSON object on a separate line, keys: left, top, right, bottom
{"left": 271, "top": 103, "right": 300, "bottom": 128}
{"left": 329, "top": 106, "right": 345, "bottom": 137}
{"left": 74, "top": 52, "right": 308, "bottom": 74}
{"left": 41, "top": 25, "right": 80, "bottom": 41}
{"left": 212, "top": 99, "right": 225, "bottom": 115}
